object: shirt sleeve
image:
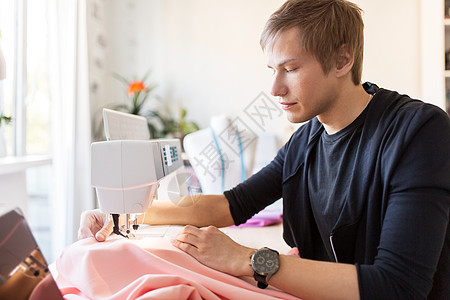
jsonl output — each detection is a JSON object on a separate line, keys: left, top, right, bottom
{"left": 357, "top": 106, "right": 450, "bottom": 299}
{"left": 224, "top": 141, "right": 286, "bottom": 225}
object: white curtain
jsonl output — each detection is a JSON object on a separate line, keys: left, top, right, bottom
{"left": 47, "top": 0, "right": 93, "bottom": 258}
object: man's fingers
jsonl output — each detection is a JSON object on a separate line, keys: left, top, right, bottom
{"left": 179, "top": 224, "right": 200, "bottom": 235}
{"left": 171, "top": 238, "right": 198, "bottom": 257}
{"left": 174, "top": 233, "right": 199, "bottom": 247}
{"left": 78, "top": 211, "right": 95, "bottom": 240}
{"left": 172, "top": 225, "right": 203, "bottom": 257}
{"left": 78, "top": 226, "right": 92, "bottom": 240}
{"left": 95, "top": 216, "right": 114, "bottom": 242}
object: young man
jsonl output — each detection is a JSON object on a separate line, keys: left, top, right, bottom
{"left": 79, "top": 0, "right": 449, "bottom": 298}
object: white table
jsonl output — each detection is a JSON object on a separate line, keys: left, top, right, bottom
{"left": 0, "top": 155, "right": 52, "bottom": 216}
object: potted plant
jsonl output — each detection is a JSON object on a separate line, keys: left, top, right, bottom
{"left": 107, "top": 71, "right": 199, "bottom": 140}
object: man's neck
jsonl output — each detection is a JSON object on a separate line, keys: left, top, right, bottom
{"left": 318, "top": 83, "right": 370, "bottom": 135}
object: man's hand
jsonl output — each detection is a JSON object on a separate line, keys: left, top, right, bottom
{"left": 77, "top": 209, "right": 114, "bottom": 242}
{"left": 171, "top": 225, "right": 255, "bottom": 277}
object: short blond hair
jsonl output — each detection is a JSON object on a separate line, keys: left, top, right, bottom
{"left": 261, "top": 0, "right": 364, "bottom": 85}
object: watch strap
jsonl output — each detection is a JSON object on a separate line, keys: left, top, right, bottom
{"left": 253, "top": 272, "right": 269, "bottom": 289}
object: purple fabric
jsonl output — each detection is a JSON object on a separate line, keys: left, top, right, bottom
{"left": 232, "top": 209, "right": 282, "bottom": 228}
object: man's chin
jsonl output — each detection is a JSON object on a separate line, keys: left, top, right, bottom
{"left": 285, "top": 112, "right": 313, "bottom": 124}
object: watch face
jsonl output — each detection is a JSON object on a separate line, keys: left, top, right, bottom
{"left": 251, "top": 248, "right": 279, "bottom": 275}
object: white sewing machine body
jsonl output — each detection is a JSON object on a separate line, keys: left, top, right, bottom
{"left": 91, "top": 109, "right": 188, "bottom": 237}
{"left": 91, "top": 139, "right": 183, "bottom": 214}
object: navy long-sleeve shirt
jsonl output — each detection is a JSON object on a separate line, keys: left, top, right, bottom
{"left": 225, "top": 84, "right": 450, "bottom": 299}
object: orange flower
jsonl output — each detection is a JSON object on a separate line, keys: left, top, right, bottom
{"left": 127, "top": 81, "right": 148, "bottom": 95}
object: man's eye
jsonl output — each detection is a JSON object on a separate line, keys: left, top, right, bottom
{"left": 286, "top": 68, "right": 297, "bottom": 73}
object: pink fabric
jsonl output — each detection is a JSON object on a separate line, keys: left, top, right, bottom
{"left": 286, "top": 247, "right": 300, "bottom": 258}
{"left": 55, "top": 236, "right": 300, "bottom": 300}
{"left": 233, "top": 209, "right": 283, "bottom": 228}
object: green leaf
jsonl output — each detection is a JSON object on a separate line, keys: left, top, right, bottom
{"left": 180, "top": 108, "right": 187, "bottom": 119}
{"left": 0, "top": 112, "right": 12, "bottom": 127}
{"left": 112, "top": 72, "right": 130, "bottom": 86}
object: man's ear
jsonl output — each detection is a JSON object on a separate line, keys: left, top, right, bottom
{"left": 335, "top": 44, "right": 354, "bottom": 78}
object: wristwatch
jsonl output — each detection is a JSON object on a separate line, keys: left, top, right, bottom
{"left": 250, "top": 247, "right": 280, "bottom": 289}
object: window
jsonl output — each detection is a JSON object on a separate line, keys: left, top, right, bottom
{"left": 0, "top": 0, "right": 53, "bottom": 261}
{"left": 0, "top": 0, "right": 51, "bottom": 155}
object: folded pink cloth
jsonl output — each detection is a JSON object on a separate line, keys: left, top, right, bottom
{"left": 233, "top": 209, "right": 283, "bottom": 228}
{"left": 55, "top": 236, "right": 300, "bottom": 300}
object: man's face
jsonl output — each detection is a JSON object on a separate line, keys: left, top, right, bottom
{"left": 265, "top": 27, "right": 338, "bottom": 124}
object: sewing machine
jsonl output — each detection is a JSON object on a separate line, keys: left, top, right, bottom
{"left": 91, "top": 109, "right": 188, "bottom": 238}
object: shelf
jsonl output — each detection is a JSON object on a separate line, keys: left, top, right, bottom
{"left": 0, "top": 155, "right": 52, "bottom": 175}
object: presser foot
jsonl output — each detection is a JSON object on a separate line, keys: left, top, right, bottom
{"left": 112, "top": 213, "right": 140, "bottom": 239}
{"left": 119, "top": 225, "right": 136, "bottom": 239}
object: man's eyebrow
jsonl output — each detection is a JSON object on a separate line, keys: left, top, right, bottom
{"left": 267, "top": 58, "right": 297, "bottom": 69}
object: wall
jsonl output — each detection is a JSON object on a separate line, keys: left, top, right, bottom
{"left": 420, "top": 0, "right": 444, "bottom": 108}
{"left": 99, "top": 0, "right": 428, "bottom": 142}
{"left": 358, "top": 0, "right": 421, "bottom": 99}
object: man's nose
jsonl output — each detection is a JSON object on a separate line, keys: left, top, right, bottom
{"left": 271, "top": 74, "right": 287, "bottom": 97}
